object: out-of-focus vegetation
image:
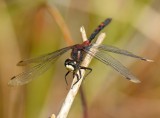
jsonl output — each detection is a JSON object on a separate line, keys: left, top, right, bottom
{"left": 0, "top": 0, "right": 160, "bottom": 118}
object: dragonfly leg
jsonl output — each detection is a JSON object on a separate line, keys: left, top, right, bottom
{"left": 78, "top": 68, "right": 82, "bottom": 79}
{"left": 72, "top": 67, "right": 92, "bottom": 88}
{"left": 72, "top": 71, "right": 80, "bottom": 86}
{"left": 80, "top": 66, "right": 92, "bottom": 78}
{"left": 65, "top": 71, "right": 70, "bottom": 85}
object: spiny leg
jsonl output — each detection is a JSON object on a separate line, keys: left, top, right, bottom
{"left": 80, "top": 66, "right": 92, "bottom": 78}
{"left": 72, "top": 67, "right": 92, "bottom": 87}
{"left": 72, "top": 70, "right": 81, "bottom": 86}
{"left": 78, "top": 68, "right": 82, "bottom": 79}
{"left": 65, "top": 71, "right": 70, "bottom": 85}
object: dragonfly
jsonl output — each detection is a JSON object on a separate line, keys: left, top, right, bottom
{"left": 8, "top": 18, "right": 153, "bottom": 86}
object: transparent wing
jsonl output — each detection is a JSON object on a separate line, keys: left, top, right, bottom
{"left": 8, "top": 59, "right": 56, "bottom": 86}
{"left": 90, "top": 44, "right": 152, "bottom": 61}
{"left": 84, "top": 48, "right": 141, "bottom": 83}
{"left": 17, "top": 46, "right": 73, "bottom": 66}
{"left": 8, "top": 46, "right": 73, "bottom": 86}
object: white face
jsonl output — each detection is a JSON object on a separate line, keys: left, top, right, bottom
{"left": 66, "top": 65, "right": 74, "bottom": 71}
{"left": 65, "top": 61, "right": 77, "bottom": 71}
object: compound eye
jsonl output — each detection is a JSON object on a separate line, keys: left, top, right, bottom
{"left": 65, "top": 59, "right": 71, "bottom": 64}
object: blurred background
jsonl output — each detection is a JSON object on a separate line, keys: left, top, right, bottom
{"left": 0, "top": 0, "right": 160, "bottom": 118}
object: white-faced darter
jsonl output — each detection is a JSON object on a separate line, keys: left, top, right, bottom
{"left": 8, "top": 18, "right": 153, "bottom": 86}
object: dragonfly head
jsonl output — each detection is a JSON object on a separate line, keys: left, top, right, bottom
{"left": 64, "top": 59, "right": 77, "bottom": 71}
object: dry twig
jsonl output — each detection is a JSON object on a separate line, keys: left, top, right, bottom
{"left": 50, "top": 26, "right": 106, "bottom": 118}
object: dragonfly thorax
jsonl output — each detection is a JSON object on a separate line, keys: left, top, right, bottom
{"left": 64, "top": 59, "right": 78, "bottom": 71}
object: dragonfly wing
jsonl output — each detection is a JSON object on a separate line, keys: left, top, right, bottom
{"left": 8, "top": 57, "right": 59, "bottom": 86}
{"left": 84, "top": 48, "right": 141, "bottom": 83}
{"left": 17, "top": 46, "right": 73, "bottom": 66}
{"left": 91, "top": 44, "right": 152, "bottom": 62}
{"left": 9, "top": 46, "right": 73, "bottom": 86}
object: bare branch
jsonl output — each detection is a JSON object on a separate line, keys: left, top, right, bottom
{"left": 51, "top": 27, "right": 106, "bottom": 118}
